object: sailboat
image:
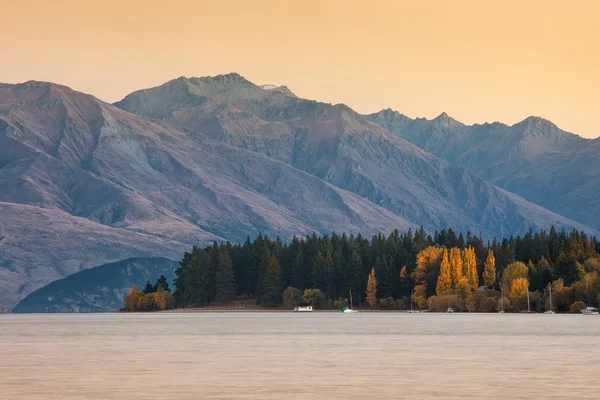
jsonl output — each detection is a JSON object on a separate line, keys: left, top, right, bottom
{"left": 499, "top": 288, "right": 505, "bottom": 313}
{"left": 520, "top": 286, "right": 535, "bottom": 314}
{"left": 544, "top": 284, "right": 555, "bottom": 314}
{"left": 409, "top": 293, "right": 419, "bottom": 314}
{"left": 340, "top": 290, "right": 359, "bottom": 313}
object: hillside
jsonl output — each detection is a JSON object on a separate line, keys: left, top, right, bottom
{"left": 0, "top": 80, "right": 414, "bottom": 307}
{"left": 13, "top": 258, "right": 178, "bottom": 313}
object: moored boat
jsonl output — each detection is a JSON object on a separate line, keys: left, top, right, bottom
{"left": 293, "top": 306, "right": 313, "bottom": 312}
{"left": 446, "top": 308, "right": 454, "bottom": 313}
{"left": 519, "top": 285, "right": 535, "bottom": 314}
{"left": 340, "top": 290, "right": 359, "bottom": 313}
{"left": 544, "top": 284, "right": 555, "bottom": 314}
{"left": 581, "top": 307, "right": 599, "bottom": 315}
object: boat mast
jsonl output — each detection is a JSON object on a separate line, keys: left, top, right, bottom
{"left": 527, "top": 286, "right": 530, "bottom": 312}
{"left": 549, "top": 285, "right": 552, "bottom": 312}
{"left": 349, "top": 290, "right": 353, "bottom": 310}
{"left": 501, "top": 288, "right": 504, "bottom": 312}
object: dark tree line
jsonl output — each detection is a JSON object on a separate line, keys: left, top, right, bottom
{"left": 172, "top": 227, "right": 600, "bottom": 308}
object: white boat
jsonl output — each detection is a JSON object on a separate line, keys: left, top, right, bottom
{"left": 341, "top": 290, "right": 358, "bottom": 313}
{"left": 544, "top": 284, "right": 555, "bottom": 314}
{"left": 446, "top": 308, "right": 454, "bottom": 313}
{"left": 581, "top": 307, "right": 599, "bottom": 315}
{"left": 293, "top": 306, "right": 313, "bottom": 312}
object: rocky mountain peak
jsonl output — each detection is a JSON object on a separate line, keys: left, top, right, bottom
{"left": 432, "top": 111, "right": 464, "bottom": 128}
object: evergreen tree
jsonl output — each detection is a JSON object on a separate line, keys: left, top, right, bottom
{"left": 215, "top": 247, "right": 236, "bottom": 302}
{"left": 143, "top": 280, "right": 155, "bottom": 294}
{"left": 482, "top": 249, "right": 496, "bottom": 288}
{"left": 154, "top": 275, "right": 170, "bottom": 293}
{"left": 259, "top": 255, "right": 283, "bottom": 306}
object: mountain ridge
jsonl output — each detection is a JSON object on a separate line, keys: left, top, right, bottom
{"left": 0, "top": 74, "right": 597, "bottom": 308}
{"left": 366, "top": 108, "right": 599, "bottom": 228}
{"left": 114, "top": 74, "right": 596, "bottom": 237}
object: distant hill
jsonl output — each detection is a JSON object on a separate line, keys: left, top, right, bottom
{"left": 367, "top": 109, "right": 600, "bottom": 229}
{"left": 13, "top": 258, "right": 178, "bottom": 313}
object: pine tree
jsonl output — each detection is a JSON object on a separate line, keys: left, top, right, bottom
{"left": 154, "top": 275, "right": 170, "bottom": 292}
{"left": 143, "top": 280, "right": 155, "bottom": 294}
{"left": 215, "top": 247, "right": 236, "bottom": 302}
{"left": 449, "top": 247, "right": 463, "bottom": 288}
{"left": 259, "top": 255, "right": 283, "bottom": 306}
{"left": 482, "top": 249, "right": 496, "bottom": 288}
{"left": 436, "top": 248, "right": 452, "bottom": 295}
{"left": 366, "top": 268, "right": 377, "bottom": 309}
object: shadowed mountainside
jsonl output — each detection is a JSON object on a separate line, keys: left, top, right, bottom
{"left": 13, "top": 257, "right": 178, "bottom": 313}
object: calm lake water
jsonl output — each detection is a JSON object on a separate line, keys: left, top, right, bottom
{"left": 1, "top": 312, "right": 599, "bottom": 399}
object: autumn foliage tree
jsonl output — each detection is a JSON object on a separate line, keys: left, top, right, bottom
{"left": 449, "top": 247, "right": 463, "bottom": 288}
{"left": 463, "top": 246, "right": 478, "bottom": 290}
{"left": 436, "top": 248, "right": 452, "bottom": 295}
{"left": 509, "top": 277, "right": 529, "bottom": 301}
{"left": 123, "top": 285, "right": 143, "bottom": 311}
{"left": 366, "top": 268, "right": 377, "bottom": 308}
{"left": 501, "top": 262, "right": 529, "bottom": 293}
{"left": 483, "top": 249, "right": 496, "bottom": 288}
{"left": 414, "top": 246, "right": 443, "bottom": 298}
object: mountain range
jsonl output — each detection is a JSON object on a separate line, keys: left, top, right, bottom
{"left": 0, "top": 73, "right": 596, "bottom": 308}
{"left": 367, "top": 109, "right": 600, "bottom": 229}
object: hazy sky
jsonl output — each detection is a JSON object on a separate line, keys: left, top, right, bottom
{"left": 2, "top": 0, "right": 599, "bottom": 137}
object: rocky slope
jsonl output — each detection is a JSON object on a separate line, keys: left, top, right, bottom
{"left": 13, "top": 257, "right": 178, "bottom": 313}
{"left": 366, "top": 109, "right": 600, "bottom": 229}
{"left": 116, "top": 73, "right": 594, "bottom": 238}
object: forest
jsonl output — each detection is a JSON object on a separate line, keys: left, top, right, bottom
{"left": 126, "top": 227, "right": 600, "bottom": 313}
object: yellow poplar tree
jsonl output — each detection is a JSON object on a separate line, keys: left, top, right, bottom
{"left": 449, "top": 247, "right": 463, "bottom": 288}
{"left": 414, "top": 246, "right": 444, "bottom": 283}
{"left": 501, "top": 261, "right": 528, "bottom": 293}
{"left": 366, "top": 268, "right": 377, "bottom": 309}
{"left": 509, "top": 277, "right": 529, "bottom": 301}
{"left": 436, "top": 248, "right": 452, "bottom": 295}
{"left": 123, "top": 285, "right": 143, "bottom": 311}
{"left": 413, "top": 284, "right": 428, "bottom": 309}
{"left": 399, "top": 265, "right": 408, "bottom": 279}
{"left": 482, "top": 249, "right": 496, "bottom": 288}
{"left": 154, "top": 284, "right": 167, "bottom": 310}
{"left": 455, "top": 276, "right": 471, "bottom": 299}
{"left": 464, "top": 246, "right": 478, "bottom": 290}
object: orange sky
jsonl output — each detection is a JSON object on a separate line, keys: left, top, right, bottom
{"left": 2, "top": 0, "right": 599, "bottom": 137}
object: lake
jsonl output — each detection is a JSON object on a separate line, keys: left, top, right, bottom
{"left": 1, "top": 312, "right": 598, "bottom": 399}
